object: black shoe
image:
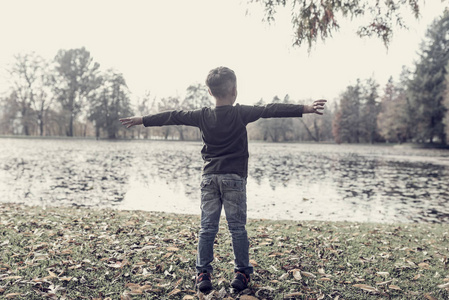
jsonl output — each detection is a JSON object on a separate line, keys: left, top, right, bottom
{"left": 196, "top": 271, "right": 212, "bottom": 293}
{"left": 231, "top": 271, "right": 250, "bottom": 291}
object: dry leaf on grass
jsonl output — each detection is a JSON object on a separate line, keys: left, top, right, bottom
{"left": 376, "top": 271, "right": 389, "bottom": 278}
{"left": 284, "top": 291, "right": 302, "bottom": 298}
{"left": 292, "top": 269, "right": 302, "bottom": 280}
{"left": 249, "top": 259, "right": 258, "bottom": 267}
{"left": 353, "top": 284, "right": 379, "bottom": 294}
{"left": 424, "top": 294, "right": 438, "bottom": 300}
{"left": 419, "top": 262, "right": 430, "bottom": 269}
{"left": 5, "top": 293, "right": 22, "bottom": 299}
{"left": 438, "top": 282, "right": 449, "bottom": 289}
{"left": 301, "top": 271, "right": 316, "bottom": 278}
{"left": 168, "top": 288, "right": 181, "bottom": 296}
{"left": 240, "top": 296, "right": 259, "bottom": 300}
{"left": 389, "top": 284, "right": 402, "bottom": 290}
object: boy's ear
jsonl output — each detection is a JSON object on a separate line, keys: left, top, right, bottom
{"left": 208, "top": 89, "right": 213, "bottom": 96}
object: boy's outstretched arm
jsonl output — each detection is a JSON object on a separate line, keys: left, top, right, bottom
{"left": 303, "top": 99, "right": 327, "bottom": 115}
{"left": 119, "top": 116, "right": 143, "bottom": 128}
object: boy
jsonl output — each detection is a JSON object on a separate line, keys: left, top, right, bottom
{"left": 119, "top": 66, "right": 326, "bottom": 293}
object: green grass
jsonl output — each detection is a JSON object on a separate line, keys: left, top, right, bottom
{"left": 1, "top": 203, "right": 448, "bottom": 299}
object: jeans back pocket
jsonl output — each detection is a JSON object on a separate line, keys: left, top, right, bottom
{"left": 222, "top": 179, "right": 244, "bottom": 192}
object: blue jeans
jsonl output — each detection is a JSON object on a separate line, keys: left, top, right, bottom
{"left": 196, "top": 173, "right": 253, "bottom": 275}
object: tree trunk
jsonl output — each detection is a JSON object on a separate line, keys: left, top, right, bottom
{"left": 299, "top": 119, "right": 318, "bottom": 142}
{"left": 68, "top": 113, "right": 74, "bottom": 137}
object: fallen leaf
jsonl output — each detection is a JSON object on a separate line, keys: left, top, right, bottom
{"left": 240, "top": 296, "right": 258, "bottom": 300}
{"left": 419, "top": 262, "right": 430, "bottom": 269}
{"left": 128, "top": 289, "right": 143, "bottom": 295}
{"left": 166, "top": 247, "right": 179, "bottom": 252}
{"left": 59, "top": 277, "right": 73, "bottom": 282}
{"left": 2, "top": 276, "right": 22, "bottom": 280}
{"left": 168, "top": 288, "right": 181, "bottom": 296}
{"left": 141, "top": 285, "right": 153, "bottom": 291}
{"left": 5, "top": 294, "right": 22, "bottom": 299}
{"left": 389, "top": 285, "right": 402, "bottom": 290}
{"left": 125, "top": 283, "right": 140, "bottom": 290}
{"left": 438, "top": 282, "right": 449, "bottom": 289}
{"left": 292, "top": 269, "right": 302, "bottom": 280}
{"left": 353, "top": 284, "right": 379, "bottom": 294}
{"left": 182, "top": 296, "right": 195, "bottom": 300}
{"left": 376, "top": 272, "right": 389, "bottom": 278}
{"left": 217, "top": 277, "right": 227, "bottom": 286}
{"left": 407, "top": 260, "right": 418, "bottom": 268}
{"left": 249, "top": 259, "right": 258, "bottom": 267}
{"left": 121, "top": 293, "right": 133, "bottom": 300}
{"left": 319, "top": 277, "right": 332, "bottom": 281}
{"left": 376, "top": 280, "right": 392, "bottom": 286}
{"left": 412, "top": 274, "right": 422, "bottom": 281}
{"left": 424, "top": 294, "right": 438, "bottom": 300}
{"left": 284, "top": 292, "right": 302, "bottom": 297}
{"left": 301, "top": 271, "right": 316, "bottom": 278}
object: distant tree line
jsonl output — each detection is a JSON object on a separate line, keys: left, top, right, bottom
{"left": 1, "top": 11, "right": 448, "bottom": 144}
{"left": 334, "top": 11, "right": 449, "bottom": 145}
{"left": 0, "top": 47, "right": 133, "bottom": 139}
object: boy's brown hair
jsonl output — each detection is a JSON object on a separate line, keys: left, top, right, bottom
{"left": 205, "top": 66, "right": 236, "bottom": 99}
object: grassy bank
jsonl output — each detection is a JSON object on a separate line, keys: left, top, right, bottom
{"left": 0, "top": 204, "right": 448, "bottom": 299}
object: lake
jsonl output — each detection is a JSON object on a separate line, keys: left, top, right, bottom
{"left": 1, "top": 138, "right": 449, "bottom": 223}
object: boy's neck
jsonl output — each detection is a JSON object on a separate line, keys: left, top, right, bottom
{"left": 215, "top": 97, "right": 236, "bottom": 107}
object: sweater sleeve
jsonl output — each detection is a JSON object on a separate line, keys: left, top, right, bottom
{"left": 142, "top": 110, "right": 201, "bottom": 127}
{"left": 240, "top": 103, "right": 304, "bottom": 124}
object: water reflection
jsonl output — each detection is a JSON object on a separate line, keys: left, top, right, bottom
{"left": 1, "top": 138, "right": 448, "bottom": 223}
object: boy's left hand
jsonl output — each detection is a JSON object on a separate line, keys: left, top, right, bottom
{"left": 305, "top": 99, "right": 327, "bottom": 115}
{"left": 119, "top": 116, "right": 143, "bottom": 128}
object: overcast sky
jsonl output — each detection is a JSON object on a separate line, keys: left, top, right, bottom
{"left": 0, "top": 0, "right": 447, "bottom": 106}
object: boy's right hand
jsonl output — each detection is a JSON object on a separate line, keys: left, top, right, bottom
{"left": 119, "top": 116, "right": 143, "bottom": 128}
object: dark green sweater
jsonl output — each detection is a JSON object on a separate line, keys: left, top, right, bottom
{"left": 143, "top": 103, "right": 304, "bottom": 178}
